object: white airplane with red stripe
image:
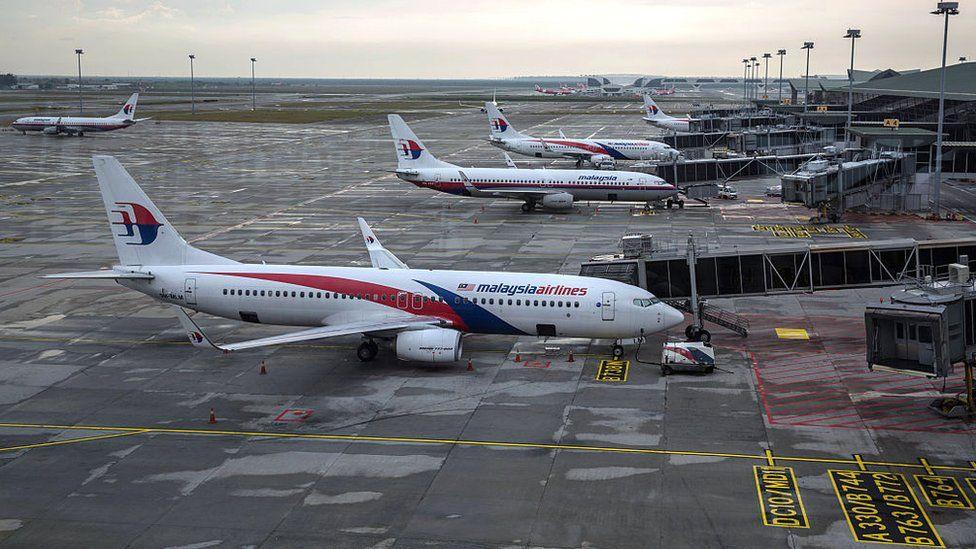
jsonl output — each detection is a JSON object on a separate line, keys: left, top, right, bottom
{"left": 642, "top": 96, "right": 693, "bottom": 133}
{"left": 44, "top": 156, "right": 684, "bottom": 363}
{"left": 390, "top": 114, "right": 679, "bottom": 212}
{"left": 485, "top": 103, "right": 679, "bottom": 169}
{"left": 11, "top": 93, "right": 147, "bottom": 136}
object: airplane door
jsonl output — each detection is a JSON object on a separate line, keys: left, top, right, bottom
{"left": 601, "top": 292, "right": 615, "bottom": 321}
{"left": 184, "top": 278, "right": 197, "bottom": 305}
{"left": 397, "top": 292, "right": 408, "bottom": 309}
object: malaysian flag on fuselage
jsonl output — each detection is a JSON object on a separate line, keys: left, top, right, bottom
{"left": 457, "top": 283, "right": 475, "bottom": 291}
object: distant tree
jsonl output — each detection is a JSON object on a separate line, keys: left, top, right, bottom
{"left": 0, "top": 73, "right": 17, "bottom": 87}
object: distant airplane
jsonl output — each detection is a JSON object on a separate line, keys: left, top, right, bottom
{"left": 389, "top": 114, "right": 680, "bottom": 212}
{"left": 642, "top": 96, "right": 694, "bottom": 133}
{"left": 647, "top": 85, "right": 676, "bottom": 96}
{"left": 45, "top": 156, "right": 684, "bottom": 361}
{"left": 11, "top": 93, "right": 148, "bottom": 136}
{"left": 485, "top": 102, "right": 679, "bottom": 169}
{"left": 534, "top": 84, "right": 575, "bottom": 96}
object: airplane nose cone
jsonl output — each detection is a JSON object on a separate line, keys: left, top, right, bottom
{"left": 661, "top": 304, "right": 685, "bottom": 330}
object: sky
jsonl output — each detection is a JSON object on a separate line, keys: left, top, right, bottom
{"left": 0, "top": 0, "right": 973, "bottom": 79}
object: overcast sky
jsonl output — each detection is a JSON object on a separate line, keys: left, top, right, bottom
{"left": 1, "top": 0, "right": 973, "bottom": 79}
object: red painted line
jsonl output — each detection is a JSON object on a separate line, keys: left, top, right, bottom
{"left": 766, "top": 390, "right": 848, "bottom": 405}
{"left": 812, "top": 401, "right": 921, "bottom": 425}
{"left": 785, "top": 398, "right": 906, "bottom": 422}
{"left": 750, "top": 351, "right": 775, "bottom": 425}
{"left": 763, "top": 369, "right": 841, "bottom": 383}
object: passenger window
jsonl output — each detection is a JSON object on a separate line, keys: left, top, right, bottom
{"left": 222, "top": 289, "right": 227, "bottom": 295}
{"left": 558, "top": 301, "right": 563, "bottom": 307}
{"left": 541, "top": 301, "right": 546, "bottom": 307}
{"left": 508, "top": 299, "right": 513, "bottom": 305}
{"left": 550, "top": 301, "right": 555, "bottom": 307}
{"left": 574, "top": 302, "right": 580, "bottom": 308}
{"left": 317, "top": 292, "right": 322, "bottom": 298}
{"left": 534, "top": 300, "right": 539, "bottom": 306}
{"left": 245, "top": 290, "right": 250, "bottom": 296}
{"left": 300, "top": 292, "right": 305, "bottom": 298}
{"left": 489, "top": 298, "right": 494, "bottom": 305}
{"left": 516, "top": 299, "right": 521, "bottom": 305}
{"left": 291, "top": 291, "right": 296, "bottom": 297}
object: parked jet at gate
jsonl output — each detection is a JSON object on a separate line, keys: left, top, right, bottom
{"left": 485, "top": 103, "right": 679, "bottom": 169}
{"left": 11, "top": 93, "right": 147, "bottom": 136}
{"left": 389, "top": 115, "right": 680, "bottom": 212}
{"left": 44, "top": 156, "right": 684, "bottom": 363}
{"left": 642, "top": 96, "right": 694, "bottom": 133}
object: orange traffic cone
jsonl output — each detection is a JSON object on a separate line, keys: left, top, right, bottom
{"left": 514, "top": 350, "right": 521, "bottom": 362}
{"left": 473, "top": 217, "right": 478, "bottom": 224}
{"left": 208, "top": 408, "right": 216, "bottom": 424}
{"left": 467, "top": 358, "right": 474, "bottom": 371}
{"left": 568, "top": 350, "right": 575, "bottom": 362}
{"left": 259, "top": 361, "right": 267, "bottom": 375}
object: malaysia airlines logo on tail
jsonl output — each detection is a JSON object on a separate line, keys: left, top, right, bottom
{"left": 123, "top": 104, "right": 133, "bottom": 115}
{"left": 647, "top": 104, "right": 659, "bottom": 115}
{"left": 397, "top": 139, "right": 423, "bottom": 160}
{"left": 366, "top": 235, "right": 375, "bottom": 244}
{"left": 490, "top": 118, "right": 508, "bottom": 132}
{"left": 111, "top": 202, "right": 163, "bottom": 245}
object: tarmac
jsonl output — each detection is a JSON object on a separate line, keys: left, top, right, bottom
{"left": 1, "top": 95, "right": 975, "bottom": 548}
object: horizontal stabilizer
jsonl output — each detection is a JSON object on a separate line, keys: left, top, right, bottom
{"left": 43, "top": 269, "right": 154, "bottom": 280}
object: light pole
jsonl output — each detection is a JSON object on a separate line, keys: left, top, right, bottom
{"left": 250, "top": 57, "right": 257, "bottom": 111}
{"left": 843, "top": 29, "right": 861, "bottom": 150}
{"left": 802, "top": 42, "right": 814, "bottom": 111}
{"left": 742, "top": 58, "right": 749, "bottom": 106}
{"left": 75, "top": 49, "right": 84, "bottom": 114}
{"left": 188, "top": 54, "right": 196, "bottom": 115}
{"left": 750, "top": 56, "right": 757, "bottom": 101}
{"left": 931, "top": 2, "right": 959, "bottom": 218}
{"left": 777, "top": 49, "right": 787, "bottom": 104}
{"left": 762, "top": 53, "right": 771, "bottom": 100}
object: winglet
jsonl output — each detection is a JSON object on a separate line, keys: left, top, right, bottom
{"left": 558, "top": 129, "right": 567, "bottom": 139}
{"left": 503, "top": 152, "right": 518, "bottom": 169}
{"left": 173, "top": 306, "right": 226, "bottom": 352}
{"left": 357, "top": 217, "right": 408, "bottom": 269}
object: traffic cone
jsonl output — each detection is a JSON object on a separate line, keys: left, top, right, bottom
{"left": 473, "top": 217, "right": 478, "bottom": 224}
{"left": 568, "top": 350, "right": 575, "bottom": 362}
{"left": 259, "top": 361, "right": 267, "bottom": 375}
{"left": 514, "top": 350, "right": 521, "bottom": 362}
{"left": 467, "top": 358, "right": 474, "bottom": 371}
{"left": 208, "top": 408, "right": 216, "bottom": 424}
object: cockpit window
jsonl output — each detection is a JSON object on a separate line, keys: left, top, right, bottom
{"left": 633, "top": 297, "right": 661, "bottom": 307}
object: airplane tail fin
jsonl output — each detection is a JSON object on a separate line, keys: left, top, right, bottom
{"left": 112, "top": 93, "right": 139, "bottom": 120}
{"left": 93, "top": 155, "right": 236, "bottom": 266}
{"left": 387, "top": 115, "right": 453, "bottom": 170}
{"left": 485, "top": 102, "right": 525, "bottom": 139}
{"left": 643, "top": 96, "right": 670, "bottom": 120}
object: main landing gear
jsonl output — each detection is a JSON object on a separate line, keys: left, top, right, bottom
{"left": 665, "top": 198, "right": 685, "bottom": 209}
{"left": 357, "top": 339, "right": 379, "bottom": 362}
{"left": 684, "top": 325, "right": 711, "bottom": 343}
{"left": 521, "top": 201, "right": 537, "bottom": 213}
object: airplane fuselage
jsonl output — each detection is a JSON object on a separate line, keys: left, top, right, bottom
{"left": 396, "top": 166, "right": 678, "bottom": 203}
{"left": 643, "top": 117, "right": 691, "bottom": 133}
{"left": 11, "top": 116, "right": 134, "bottom": 135}
{"left": 491, "top": 137, "right": 677, "bottom": 162}
{"left": 120, "top": 263, "right": 678, "bottom": 339}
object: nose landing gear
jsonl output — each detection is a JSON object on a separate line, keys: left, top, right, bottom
{"left": 684, "top": 325, "right": 711, "bottom": 343}
{"left": 611, "top": 342, "right": 625, "bottom": 359}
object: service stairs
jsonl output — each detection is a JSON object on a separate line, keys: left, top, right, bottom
{"left": 665, "top": 299, "right": 751, "bottom": 337}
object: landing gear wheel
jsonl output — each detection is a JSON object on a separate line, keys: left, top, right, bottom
{"left": 697, "top": 329, "right": 711, "bottom": 344}
{"left": 611, "top": 344, "right": 625, "bottom": 359}
{"left": 666, "top": 199, "right": 674, "bottom": 210}
{"left": 356, "top": 340, "right": 378, "bottom": 362}
{"left": 684, "top": 325, "right": 696, "bottom": 339}
{"left": 521, "top": 202, "right": 533, "bottom": 213}
{"left": 678, "top": 200, "right": 685, "bottom": 209}
{"left": 661, "top": 365, "right": 673, "bottom": 376}
{"left": 78, "top": 132, "right": 84, "bottom": 137}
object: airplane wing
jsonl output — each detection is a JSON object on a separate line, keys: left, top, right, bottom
{"left": 134, "top": 117, "right": 152, "bottom": 122}
{"left": 357, "top": 217, "right": 408, "bottom": 269}
{"left": 503, "top": 153, "right": 518, "bottom": 169}
{"left": 44, "top": 269, "right": 154, "bottom": 280}
{"left": 174, "top": 306, "right": 446, "bottom": 352}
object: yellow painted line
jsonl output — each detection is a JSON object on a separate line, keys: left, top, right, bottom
{"left": 775, "top": 328, "right": 809, "bottom": 340}
{"left": 0, "top": 422, "right": 974, "bottom": 472}
{"left": 0, "top": 429, "right": 149, "bottom": 453}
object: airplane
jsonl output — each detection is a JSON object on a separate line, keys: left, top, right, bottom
{"left": 389, "top": 114, "right": 682, "bottom": 212}
{"left": 642, "top": 96, "right": 694, "bottom": 133}
{"left": 10, "top": 93, "right": 148, "bottom": 136}
{"left": 534, "top": 84, "right": 575, "bottom": 96}
{"left": 647, "top": 85, "right": 676, "bottom": 96}
{"left": 43, "top": 156, "right": 685, "bottom": 362}
{"left": 459, "top": 89, "right": 503, "bottom": 113}
{"left": 485, "top": 102, "right": 680, "bottom": 169}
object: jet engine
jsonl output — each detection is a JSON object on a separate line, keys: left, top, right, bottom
{"left": 395, "top": 327, "right": 463, "bottom": 362}
{"left": 590, "top": 154, "right": 616, "bottom": 170}
{"left": 42, "top": 126, "right": 59, "bottom": 135}
{"left": 541, "top": 192, "right": 574, "bottom": 209}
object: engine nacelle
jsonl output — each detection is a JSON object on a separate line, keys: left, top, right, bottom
{"left": 42, "top": 126, "right": 59, "bottom": 135}
{"left": 590, "top": 154, "right": 615, "bottom": 170}
{"left": 541, "top": 192, "right": 574, "bottom": 209}
{"left": 395, "top": 327, "right": 462, "bottom": 363}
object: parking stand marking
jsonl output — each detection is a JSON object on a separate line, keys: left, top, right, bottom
{"left": 914, "top": 475, "right": 974, "bottom": 509}
{"left": 829, "top": 470, "right": 943, "bottom": 547}
{"left": 753, "top": 465, "right": 810, "bottom": 528}
{"left": 595, "top": 360, "right": 629, "bottom": 382}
